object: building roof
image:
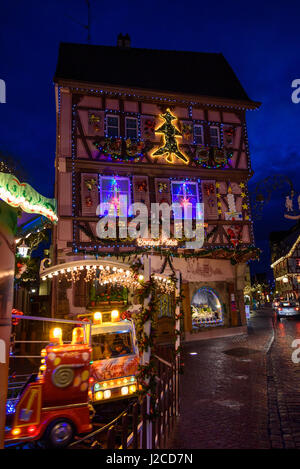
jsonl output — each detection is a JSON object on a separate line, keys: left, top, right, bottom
{"left": 54, "top": 42, "right": 257, "bottom": 105}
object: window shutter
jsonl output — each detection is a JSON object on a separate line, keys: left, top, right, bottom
{"left": 141, "top": 115, "right": 156, "bottom": 140}
{"left": 201, "top": 180, "right": 218, "bottom": 220}
{"left": 81, "top": 173, "right": 99, "bottom": 216}
{"left": 88, "top": 110, "right": 104, "bottom": 135}
{"left": 155, "top": 178, "right": 171, "bottom": 205}
{"left": 132, "top": 176, "right": 150, "bottom": 209}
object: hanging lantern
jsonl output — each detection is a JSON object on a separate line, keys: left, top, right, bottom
{"left": 17, "top": 241, "right": 30, "bottom": 258}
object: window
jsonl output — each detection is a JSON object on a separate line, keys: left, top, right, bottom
{"left": 158, "top": 294, "right": 174, "bottom": 318}
{"left": 125, "top": 117, "right": 138, "bottom": 139}
{"left": 171, "top": 181, "right": 199, "bottom": 218}
{"left": 209, "top": 126, "right": 220, "bottom": 147}
{"left": 194, "top": 124, "right": 204, "bottom": 145}
{"left": 99, "top": 176, "right": 131, "bottom": 216}
{"left": 191, "top": 287, "right": 224, "bottom": 329}
{"left": 91, "top": 331, "right": 133, "bottom": 361}
{"left": 107, "top": 115, "right": 119, "bottom": 138}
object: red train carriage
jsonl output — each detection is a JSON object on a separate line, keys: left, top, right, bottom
{"left": 5, "top": 326, "right": 93, "bottom": 448}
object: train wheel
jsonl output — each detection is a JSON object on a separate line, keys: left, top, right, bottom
{"left": 44, "top": 419, "right": 74, "bottom": 448}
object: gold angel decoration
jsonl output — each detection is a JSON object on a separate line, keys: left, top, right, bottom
{"left": 151, "top": 109, "right": 189, "bottom": 165}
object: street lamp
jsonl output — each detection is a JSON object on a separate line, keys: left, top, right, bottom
{"left": 17, "top": 241, "right": 30, "bottom": 258}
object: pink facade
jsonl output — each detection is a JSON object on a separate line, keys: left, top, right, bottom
{"left": 52, "top": 42, "right": 260, "bottom": 336}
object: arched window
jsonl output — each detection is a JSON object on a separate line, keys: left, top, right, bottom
{"left": 191, "top": 287, "right": 223, "bottom": 329}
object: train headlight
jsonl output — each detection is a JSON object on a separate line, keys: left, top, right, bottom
{"left": 95, "top": 391, "right": 103, "bottom": 400}
{"left": 121, "top": 386, "right": 128, "bottom": 396}
{"left": 111, "top": 310, "right": 119, "bottom": 322}
{"left": 129, "top": 385, "right": 137, "bottom": 394}
{"left": 103, "top": 390, "right": 111, "bottom": 399}
{"left": 11, "top": 428, "right": 21, "bottom": 436}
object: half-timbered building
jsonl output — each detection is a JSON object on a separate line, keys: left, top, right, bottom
{"left": 271, "top": 222, "right": 300, "bottom": 300}
{"left": 51, "top": 37, "right": 260, "bottom": 341}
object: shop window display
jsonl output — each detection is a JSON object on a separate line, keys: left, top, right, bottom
{"left": 191, "top": 287, "right": 223, "bottom": 329}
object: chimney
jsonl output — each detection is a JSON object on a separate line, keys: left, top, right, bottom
{"left": 117, "top": 33, "right": 123, "bottom": 47}
{"left": 117, "top": 33, "right": 131, "bottom": 48}
{"left": 123, "top": 34, "right": 131, "bottom": 48}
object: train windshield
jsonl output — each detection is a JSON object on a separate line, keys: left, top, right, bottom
{"left": 91, "top": 331, "right": 133, "bottom": 360}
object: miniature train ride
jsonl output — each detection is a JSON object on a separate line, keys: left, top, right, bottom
{"left": 5, "top": 310, "right": 140, "bottom": 448}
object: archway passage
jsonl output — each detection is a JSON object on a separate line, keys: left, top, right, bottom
{"left": 191, "top": 286, "right": 224, "bottom": 329}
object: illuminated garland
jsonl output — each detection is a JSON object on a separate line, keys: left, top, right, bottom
{"left": 127, "top": 268, "right": 179, "bottom": 415}
{"left": 185, "top": 146, "right": 233, "bottom": 169}
{"left": 0, "top": 172, "right": 57, "bottom": 222}
{"left": 93, "top": 137, "right": 154, "bottom": 162}
{"left": 75, "top": 245, "right": 261, "bottom": 263}
{"left": 132, "top": 276, "right": 159, "bottom": 410}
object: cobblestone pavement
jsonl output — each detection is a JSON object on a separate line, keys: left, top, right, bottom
{"left": 267, "top": 314, "right": 300, "bottom": 449}
{"left": 170, "top": 308, "right": 277, "bottom": 449}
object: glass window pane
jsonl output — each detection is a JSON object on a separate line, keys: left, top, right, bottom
{"left": 184, "top": 183, "right": 197, "bottom": 196}
{"left": 126, "top": 118, "right": 137, "bottom": 138}
{"left": 194, "top": 125, "right": 203, "bottom": 145}
{"left": 107, "top": 116, "right": 119, "bottom": 127}
{"left": 107, "top": 127, "right": 119, "bottom": 138}
{"left": 126, "top": 118, "right": 137, "bottom": 129}
{"left": 210, "top": 127, "right": 219, "bottom": 146}
{"left": 191, "top": 287, "right": 224, "bottom": 329}
{"left": 107, "top": 116, "right": 119, "bottom": 138}
{"left": 127, "top": 128, "right": 137, "bottom": 138}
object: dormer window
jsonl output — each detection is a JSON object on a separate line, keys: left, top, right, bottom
{"left": 209, "top": 126, "right": 220, "bottom": 147}
{"left": 125, "top": 117, "right": 138, "bottom": 139}
{"left": 107, "top": 115, "right": 120, "bottom": 138}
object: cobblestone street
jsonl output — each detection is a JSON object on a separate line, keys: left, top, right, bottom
{"left": 170, "top": 307, "right": 300, "bottom": 449}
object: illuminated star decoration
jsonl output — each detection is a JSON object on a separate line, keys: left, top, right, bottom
{"left": 151, "top": 109, "right": 189, "bottom": 165}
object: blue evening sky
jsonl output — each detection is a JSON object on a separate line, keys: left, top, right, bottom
{"left": 1, "top": 0, "right": 299, "bottom": 278}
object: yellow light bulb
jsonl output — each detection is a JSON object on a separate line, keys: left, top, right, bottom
{"left": 111, "top": 310, "right": 119, "bottom": 321}
{"left": 11, "top": 428, "right": 21, "bottom": 436}
{"left": 94, "top": 312, "right": 102, "bottom": 323}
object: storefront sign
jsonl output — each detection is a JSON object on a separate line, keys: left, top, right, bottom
{"left": 136, "top": 238, "right": 178, "bottom": 247}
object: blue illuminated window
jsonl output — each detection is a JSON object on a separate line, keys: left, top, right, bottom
{"left": 99, "top": 176, "right": 131, "bottom": 216}
{"left": 171, "top": 181, "right": 199, "bottom": 218}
